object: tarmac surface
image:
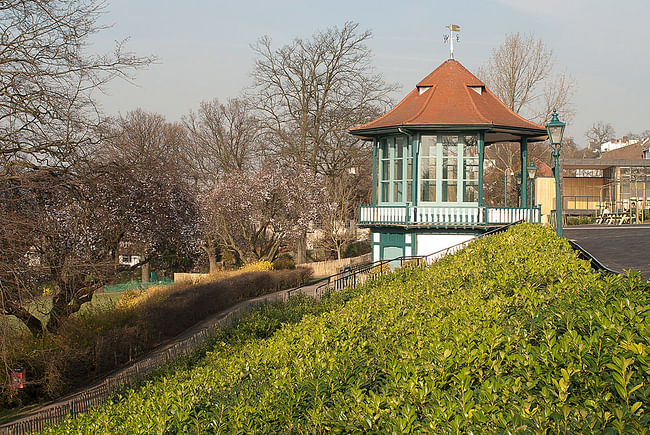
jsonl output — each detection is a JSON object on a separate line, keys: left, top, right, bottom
{"left": 564, "top": 224, "right": 650, "bottom": 279}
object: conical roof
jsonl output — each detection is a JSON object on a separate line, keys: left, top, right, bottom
{"left": 350, "top": 60, "right": 547, "bottom": 143}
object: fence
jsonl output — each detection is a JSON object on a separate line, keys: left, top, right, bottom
{"left": 0, "top": 285, "right": 319, "bottom": 435}
{"left": 358, "top": 205, "right": 541, "bottom": 227}
{"left": 1, "top": 222, "right": 521, "bottom": 434}
{"left": 296, "top": 253, "right": 371, "bottom": 277}
{"left": 173, "top": 272, "right": 210, "bottom": 284}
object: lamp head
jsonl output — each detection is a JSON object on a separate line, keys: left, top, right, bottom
{"left": 546, "top": 109, "right": 566, "bottom": 150}
{"left": 527, "top": 160, "right": 537, "bottom": 179}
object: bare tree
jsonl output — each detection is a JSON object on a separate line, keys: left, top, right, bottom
{"left": 478, "top": 32, "right": 575, "bottom": 124}
{"left": 251, "top": 22, "right": 395, "bottom": 263}
{"left": 585, "top": 121, "right": 615, "bottom": 154}
{"left": 183, "top": 98, "right": 261, "bottom": 184}
{"left": 483, "top": 141, "right": 551, "bottom": 206}
{"left": 102, "top": 109, "right": 185, "bottom": 175}
{"left": 0, "top": 0, "right": 153, "bottom": 179}
{"left": 251, "top": 21, "right": 396, "bottom": 175}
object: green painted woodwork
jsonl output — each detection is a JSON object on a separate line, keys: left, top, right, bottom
{"left": 520, "top": 137, "right": 528, "bottom": 208}
{"left": 417, "top": 134, "right": 479, "bottom": 206}
{"left": 411, "top": 133, "right": 419, "bottom": 205}
{"left": 371, "top": 229, "right": 417, "bottom": 262}
{"left": 372, "top": 138, "right": 378, "bottom": 206}
{"left": 478, "top": 131, "right": 485, "bottom": 206}
{"left": 378, "top": 136, "right": 412, "bottom": 204}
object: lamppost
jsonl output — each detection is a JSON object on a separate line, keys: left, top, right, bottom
{"left": 527, "top": 160, "right": 537, "bottom": 209}
{"left": 504, "top": 169, "right": 514, "bottom": 207}
{"left": 546, "top": 109, "right": 566, "bottom": 237}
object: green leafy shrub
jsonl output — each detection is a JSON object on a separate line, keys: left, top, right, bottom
{"left": 344, "top": 240, "right": 371, "bottom": 258}
{"left": 45, "top": 224, "right": 650, "bottom": 433}
{"left": 566, "top": 215, "right": 596, "bottom": 225}
{"left": 272, "top": 254, "right": 295, "bottom": 270}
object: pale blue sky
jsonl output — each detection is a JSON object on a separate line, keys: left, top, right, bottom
{"left": 90, "top": 0, "right": 650, "bottom": 144}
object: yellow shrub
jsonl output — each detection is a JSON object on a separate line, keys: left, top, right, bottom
{"left": 115, "top": 289, "right": 141, "bottom": 310}
{"left": 240, "top": 261, "right": 274, "bottom": 272}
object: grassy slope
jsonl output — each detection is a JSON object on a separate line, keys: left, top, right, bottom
{"left": 46, "top": 224, "right": 650, "bottom": 433}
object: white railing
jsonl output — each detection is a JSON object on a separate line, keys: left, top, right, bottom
{"left": 487, "top": 207, "right": 540, "bottom": 224}
{"left": 359, "top": 206, "right": 408, "bottom": 224}
{"left": 358, "top": 205, "right": 541, "bottom": 226}
{"left": 414, "top": 206, "right": 482, "bottom": 225}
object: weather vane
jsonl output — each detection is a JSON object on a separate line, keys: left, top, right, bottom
{"left": 444, "top": 24, "right": 460, "bottom": 59}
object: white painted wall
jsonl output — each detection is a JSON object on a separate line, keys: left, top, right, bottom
{"left": 416, "top": 234, "right": 475, "bottom": 257}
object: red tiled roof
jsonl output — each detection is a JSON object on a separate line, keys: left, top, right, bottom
{"left": 351, "top": 60, "right": 545, "bottom": 134}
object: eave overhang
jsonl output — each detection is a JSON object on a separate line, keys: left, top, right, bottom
{"left": 349, "top": 123, "right": 547, "bottom": 143}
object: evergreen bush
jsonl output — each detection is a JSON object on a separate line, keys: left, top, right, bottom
{"left": 45, "top": 224, "right": 650, "bottom": 433}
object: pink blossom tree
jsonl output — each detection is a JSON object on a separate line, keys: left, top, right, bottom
{"left": 205, "top": 165, "right": 323, "bottom": 264}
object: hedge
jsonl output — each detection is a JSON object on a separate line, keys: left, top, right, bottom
{"left": 45, "top": 224, "right": 650, "bottom": 433}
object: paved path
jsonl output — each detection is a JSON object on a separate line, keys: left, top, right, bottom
{"left": 0, "top": 281, "right": 327, "bottom": 434}
{"left": 564, "top": 224, "right": 650, "bottom": 279}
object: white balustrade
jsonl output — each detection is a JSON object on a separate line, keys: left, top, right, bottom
{"left": 360, "top": 205, "right": 540, "bottom": 226}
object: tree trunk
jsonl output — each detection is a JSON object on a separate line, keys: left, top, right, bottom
{"left": 296, "top": 233, "right": 307, "bottom": 264}
{"left": 201, "top": 240, "right": 219, "bottom": 273}
{"left": 7, "top": 302, "right": 44, "bottom": 337}
{"left": 208, "top": 250, "right": 218, "bottom": 274}
{"left": 141, "top": 261, "right": 150, "bottom": 283}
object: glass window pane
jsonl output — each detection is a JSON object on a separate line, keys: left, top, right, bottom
{"left": 407, "top": 159, "right": 412, "bottom": 179}
{"left": 464, "top": 184, "right": 478, "bottom": 202}
{"left": 394, "top": 182, "right": 402, "bottom": 202}
{"left": 396, "top": 136, "right": 404, "bottom": 158}
{"left": 442, "top": 181, "right": 457, "bottom": 202}
{"left": 394, "top": 160, "right": 403, "bottom": 180}
{"left": 381, "top": 160, "right": 389, "bottom": 180}
{"left": 421, "top": 157, "right": 436, "bottom": 179}
{"left": 381, "top": 182, "right": 389, "bottom": 202}
{"left": 442, "top": 135, "right": 459, "bottom": 148}
{"left": 463, "top": 159, "right": 478, "bottom": 181}
{"left": 421, "top": 180, "right": 436, "bottom": 202}
{"left": 443, "top": 159, "right": 457, "bottom": 179}
{"left": 407, "top": 181, "right": 412, "bottom": 202}
{"left": 464, "top": 135, "right": 478, "bottom": 157}
{"left": 380, "top": 138, "right": 388, "bottom": 159}
{"left": 421, "top": 135, "right": 436, "bottom": 157}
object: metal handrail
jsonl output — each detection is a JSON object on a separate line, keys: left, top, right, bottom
{"left": 288, "top": 221, "right": 523, "bottom": 299}
{"left": 567, "top": 239, "right": 619, "bottom": 275}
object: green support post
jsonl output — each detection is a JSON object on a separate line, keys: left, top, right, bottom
{"left": 553, "top": 149, "right": 563, "bottom": 237}
{"left": 478, "top": 131, "right": 485, "bottom": 206}
{"left": 372, "top": 138, "right": 378, "bottom": 206}
{"left": 412, "top": 134, "right": 418, "bottom": 205}
{"left": 520, "top": 137, "right": 528, "bottom": 208}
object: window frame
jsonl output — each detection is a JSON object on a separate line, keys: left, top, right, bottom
{"left": 417, "top": 134, "right": 479, "bottom": 206}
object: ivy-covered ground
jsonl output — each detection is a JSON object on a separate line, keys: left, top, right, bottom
{"left": 46, "top": 224, "right": 650, "bottom": 433}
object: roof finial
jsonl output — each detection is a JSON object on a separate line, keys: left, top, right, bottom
{"left": 444, "top": 24, "right": 460, "bottom": 60}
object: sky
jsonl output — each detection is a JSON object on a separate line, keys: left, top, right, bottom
{"left": 89, "top": 0, "right": 650, "bottom": 145}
